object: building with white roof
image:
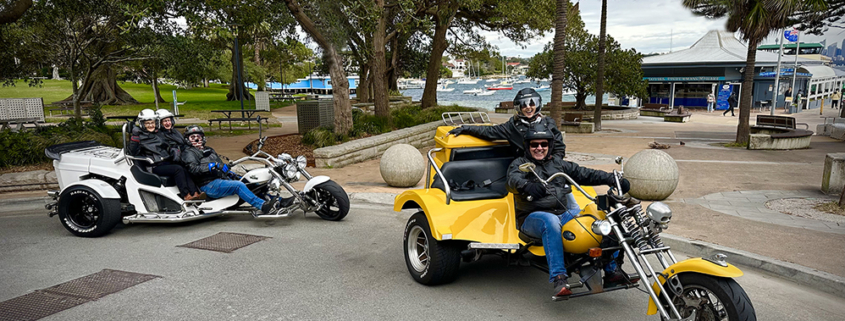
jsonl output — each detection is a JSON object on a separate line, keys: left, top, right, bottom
{"left": 642, "top": 30, "right": 844, "bottom": 111}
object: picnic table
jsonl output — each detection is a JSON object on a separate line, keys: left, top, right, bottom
{"left": 48, "top": 101, "right": 93, "bottom": 116}
{"left": 107, "top": 115, "right": 185, "bottom": 123}
{"left": 268, "top": 93, "right": 296, "bottom": 101}
{"left": 208, "top": 110, "right": 269, "bottom": 130}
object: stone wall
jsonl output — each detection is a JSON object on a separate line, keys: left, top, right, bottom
{"left": 562, "top": 107, "right": 638, "bottom": 121}
{"left": 561, "top": 122, "right": 594, "bottom": 133}
{"left": 748, "top": 133, "right": 812, "bottom": 150}
{"left": 313, "top": 121, "right": 440, "bottom": 168}
{"left": 822, "top": 153, "right": 845, "bottom": 195}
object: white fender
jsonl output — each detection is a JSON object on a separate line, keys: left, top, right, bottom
{"left": 64, "top": 179, "right": 121, "bottom": 199}
{"left": 303, "top": 176, "right": 331, "bottom": 192}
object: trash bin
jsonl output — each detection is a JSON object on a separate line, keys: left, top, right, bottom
{"left": 296, "top": 99, "right": 334, "bottom": 133}
{"left": 786, "top": 105, "right": 797, "bottom": 114}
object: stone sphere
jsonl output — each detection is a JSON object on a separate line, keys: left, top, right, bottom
{"left": 624, "top": 149, "right": 679, "bottom": 200}
{"left": 380, "top": 144, "right": 425, "bottom": 187}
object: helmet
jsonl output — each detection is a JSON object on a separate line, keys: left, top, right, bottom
{"left": 523, "top": 124, "right": 555, "bottom": 161}
{"left": 513, "top": 88, "right": 543, "bottom": 120}
{"left": 137, "top": 109, "right": 158, "bottom": 130}
{"left": 156, "top": 109, "right": 175, "bottom": 129}
{"left": 183, "top": 124, "right": 206, "bottom": 147}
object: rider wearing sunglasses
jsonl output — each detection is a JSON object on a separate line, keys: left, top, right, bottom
{"left": 507, "top": 125, "right": 631, "bottom": 299}
{"left": 447, "top": 88, "right": 566, "bottom": 158}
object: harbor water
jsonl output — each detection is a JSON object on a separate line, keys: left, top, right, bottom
{"left": 398, "top": 82, "right": 605, "bottom": 111}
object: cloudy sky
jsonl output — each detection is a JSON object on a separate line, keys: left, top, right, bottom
{"left": 485, "top": 0, "right": 845, "bottom": 58}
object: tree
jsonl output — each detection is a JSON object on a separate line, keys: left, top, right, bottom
{"left": 284, "top": 0, "right": 352, "bottom": 134}
{"left": 0, "top": 0, "right": 32, "bottom": 25}
{"left": 593, "top": 0, "right": 607, "bottom": 131}
{"left": 549, "top": 0, "right": 570, "bottom": 127}
{"left": 683, "top": 0, "right": 831, "bottom": 144}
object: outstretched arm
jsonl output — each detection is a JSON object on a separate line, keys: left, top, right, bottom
{"left": 450, "top": 122, "right": 512, "bottom": 141}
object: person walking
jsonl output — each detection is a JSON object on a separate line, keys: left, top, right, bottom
{"left": 723, "top": 91, "right": 737, "bottom": 116}
{"left": 706, "top": 92, "right": 715, "bottom": 113}
{"left": 831, "top": 91, "right": 841, "bottom": 110}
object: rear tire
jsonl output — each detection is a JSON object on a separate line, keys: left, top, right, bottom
{"left": 312, "top": 181, "right": 350, "bottom": 221}
{"left": 662, "top": 273, "right": 756, "bottom": 321}
{"left": 403, "top": 212, "right": 462, "bottom": 285}
{"left": 57, "top": 186, "right": 121, "bottom": 237}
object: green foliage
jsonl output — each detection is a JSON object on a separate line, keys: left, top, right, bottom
{"left": 440, "top": 66, "right": 453, "bottom": 78}
{"left": 0, "top": 118, "right": 122, "bottom": 168}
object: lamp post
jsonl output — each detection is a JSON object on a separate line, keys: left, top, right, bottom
{"left": 233, "top": 24, "right": 245, "bottom": 118}
{"left": 789, "top": 30, "right": 801, "bottom": 113}
{"left": 771, "top": 29, "right": 785, "bottom": 116}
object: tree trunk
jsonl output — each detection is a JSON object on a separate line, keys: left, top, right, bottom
{"left": 70, "top": 69, "right": 80, "bottom": 119}
{"left": 254, "top": 41, "right": 265, "bottom": 92}
{"left": 228, "top": 40, "right": 254, "bottom": 101}
{"left": 284, "top": 0, "right": 352, "bottom": 134}
{"left": 738, "top": 40, "right": 757, "bottom": 144}
{"left": 152, "top": 69, "right": 166, "bottom": 104}
{"left": 203, "top": 78, "right": 209, "bottom": 88}
{"left": 550, "top": 0, "right": 569, "bottom": 126}
{"left": 421, "top": 10, "right": 456, "bottom": 109}
{"left": 65, "top": 64, "right": 138, "bottom": 106}
{"left": 358, "top": 64, "right": 370, "bottom": 103}
{"left": 388, "top": 36, "right": 400, "bottom": 92}
{"left": 371, "top": 1, "right": 390, "bottom": 120}
{"left": 575, "top": 89, "right": 587, "bottom": 110}
{"left": 593, "top": 0, "right": 607, "bottom": 131}
{"left": 0, "top": 0, "right": 32, "bottom": 25}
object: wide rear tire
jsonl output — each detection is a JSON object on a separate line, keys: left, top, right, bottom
{"left": 312, "top": 181, "right": 350, "bottom": 221}
{"left": 662, "top": 273, "right": 756, "bottom": 321}
{"left": 403, "top": 212, "right": 462, "bottom": 285}
{"left": 57, "top": 185, "right": 121, "bottom": 237}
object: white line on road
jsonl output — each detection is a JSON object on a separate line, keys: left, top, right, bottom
{"left": 675, "top": 160, "right": 809, "bottom": 165}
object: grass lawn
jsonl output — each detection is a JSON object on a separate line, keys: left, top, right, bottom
{"left": 0, "top": 79, "right": 295, "bottom": 121}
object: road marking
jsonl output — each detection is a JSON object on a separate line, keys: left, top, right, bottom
{"left": 675, "top": 160, "right": 809, "bottom": 165}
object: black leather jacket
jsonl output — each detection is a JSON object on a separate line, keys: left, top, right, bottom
{"left": 506, "top": 156, "right": 617, "bottom": 228}
{"left": 129, "top": 127, "right": 171, "bottom": 163}
{"left": 458, "top": 115, "right": 566, "bottom": 158}
{"left": 181, "top": 146, "right": 226, "bottom": 186}
{"left": 158, "top": 128, "right": 187, "bottom": 161}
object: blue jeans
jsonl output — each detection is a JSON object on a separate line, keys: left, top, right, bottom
{"left": 521, "top": 211, "right": 577, "bottom": 282}
{"left": 200, "top": 179, "right": 265, "bottom": 209}
{"left": 707, "top": 101, "right": 714, "bottom": 112}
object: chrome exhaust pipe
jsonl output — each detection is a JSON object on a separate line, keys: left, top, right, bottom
{"left": 122, "top": 210, "right": 254, "bottom": 224}
{"left": 47, "top": 190, "right": 58, "bottom": 198}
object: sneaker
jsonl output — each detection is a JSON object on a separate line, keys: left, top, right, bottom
{"left": 604, "top": 270, "right": 640, "bottom": 287}
{"left": 277, "top": 196, "right": 295, "bottom": 208}
{"left": 195, "top": 192, "right": 207, "bottom": 200}
{"left": 552, "top": 274, "right": 572, "bottom": 298}
{"left": 260, "top": 198, "right": 279, "bottom": 215}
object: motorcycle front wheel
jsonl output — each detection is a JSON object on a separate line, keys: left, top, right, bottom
{"left": 662, "top": 273, "right": 756, "bottom": 321}
{"left": 311, "top": 180, "right": 350, "bottom": 221}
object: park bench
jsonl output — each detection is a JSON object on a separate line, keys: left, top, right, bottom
{"left": 663, "top": 106, "right": 692, "bottom": 123}
{"left": 561, "top": 113, "right": 581, "bottom": 126}
{"left": 748, "top": 115, "right": 813, "bottom": 149}
{"left": 494, "top": 101, "right": 514, "bottom": 114}
{"left": 640, "top": 103, "right": 671, "bottom": 117}
{"left": 48, "top": 100, "right": 93, "bottom": 116}
{"left": 0, "top": 98, "right": 46, "bottom": 131}
{"left": 754, "top": 115, "right": 809, "bottom": 130}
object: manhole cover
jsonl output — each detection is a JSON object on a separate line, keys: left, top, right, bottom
{"left": 178, "top": 232, "right": 270, "bottom": 253}
{"left": 0, "top": 269, "right": 159, "bottom": 321}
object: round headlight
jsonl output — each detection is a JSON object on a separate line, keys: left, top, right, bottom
{"left": 294, "top": 171, "right": 301, "bottom": 181}
{"left": 296, "top": 155, "right": 307, "bottom": 168}
{"left": 591, "top": 220, "right": 612, "bottom": 236}
{"left": 284, "top": 164, "right": 297, "bottom": 179}
{"left": 646, "top": 202, "right": 673, "bottom": 225}
{"left": 278, "top": 153, "right": 293, "bottom": 163}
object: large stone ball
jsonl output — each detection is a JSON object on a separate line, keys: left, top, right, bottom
{"left": 624, "top": 149, "right": 679, "bottom": 200}
{"left": 380, "top": 144, "right": 425, "bottom": 187}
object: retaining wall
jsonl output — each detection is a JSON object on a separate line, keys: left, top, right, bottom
{"left": 313, "top": 121, "right": 440, "bottom": 168}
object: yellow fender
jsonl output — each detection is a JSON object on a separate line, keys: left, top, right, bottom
{"left": 646, "top": 258, "right": 744, "bottom": 315}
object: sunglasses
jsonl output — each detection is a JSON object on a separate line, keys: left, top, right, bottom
{"left": 530, "top": 142, "right": 549, "bottom": 148}
{"left": 188, "top": 134, "right": 203, "bottom": 142}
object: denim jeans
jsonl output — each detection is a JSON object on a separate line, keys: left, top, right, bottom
{"left": 565, "top": 193, "right": 580, "bottom": 217}
{"left": 707, "top": 101, "right": 714, "bottom": 112}
{"left": 521, "top": 210, "right": 577, "bottom": 282}
{"left": 200, "top": 179, "right": 265, "bottom": 209}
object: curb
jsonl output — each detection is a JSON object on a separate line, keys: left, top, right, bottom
{"left": 349, "top": 192, "right": 845, "bottom": 299}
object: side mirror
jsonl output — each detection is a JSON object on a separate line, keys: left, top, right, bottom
{"left": 519, "top": 163, "right": 536, "bottom": 173}
{"left": 615, "top": 156, "right": 623, "bottom": 165}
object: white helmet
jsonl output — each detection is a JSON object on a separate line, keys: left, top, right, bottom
{"left": 137, "top": 109, "right": 158, "bottom": 129}
{"left": 156, "top": 109, "right": 175, "bottom": 128}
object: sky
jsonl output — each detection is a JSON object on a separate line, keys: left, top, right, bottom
{"left": 484, "top": 0, "right": 845, "bottom": 59}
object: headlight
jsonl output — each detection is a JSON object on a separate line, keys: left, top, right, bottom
{"left": 646, "top": 202, "right": 673, "bottom": 225}
{"left": 269, "top": 178, "right": 281, "bottom": 191}
{"left": 296, "top": 155, "right": 307, "bottom": 168}
{"left": 591, "top": 220, "right": 612, "bottom": 236}
{"left": 284, "top": 164, "right": 297, "bottom": 179}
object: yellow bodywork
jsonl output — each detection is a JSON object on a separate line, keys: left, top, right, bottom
{"left": 395, "top": 126, "right": 601, "bottom": 256}
{"left": 645, "top": 258, "right": 744, "bottom": 315}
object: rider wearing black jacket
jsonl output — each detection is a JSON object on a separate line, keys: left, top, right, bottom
{"left": 506, "top": 124, "right": 631, "bottom": 299}
{"left": 156, "top": 109, "right": 188, "bottom": 161}
{"left": 129, "top": 109, "right": 201, "bottom": 200}
{"left": 448, "top": 88, "right": 566, "bottom": 158}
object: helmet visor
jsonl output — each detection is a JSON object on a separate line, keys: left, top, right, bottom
{"left": 516, "top": 97, "right": 539, "bottom": 109}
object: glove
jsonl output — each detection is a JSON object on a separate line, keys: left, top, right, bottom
{"left": 523, "top": 183, "right": 547, "bottom": 199}
{"left": 620, "top": 178, "right": 631, "bottom": 194}
{"left": 221, "top": 164, "right": 229, "bottom": 173}
{"left": 208, "top": 162, "right": 218, "bottom": 172}
{"left": 170, "top": 147, "right": 181, "bottom": 161}
{"left": 448, "top": 127, "right": 467, "bottom": 136}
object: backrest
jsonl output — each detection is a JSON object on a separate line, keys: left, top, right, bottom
{"left": 756, "top": 115, "right": 796, "bottom": 129}
{"left": 563, "top": 113, "right": 580, "bottom": 122}
{"left": 499, "top": 101, "right": 514, "bottom": 109}
{"left": 0, "top": 99, "right": 8, "bottom": 120}
{"left": 431, "top": 157, "right": 514, "bottom": 200}
{"left": 25, "top": 98, "right": 45, "bottom": 121}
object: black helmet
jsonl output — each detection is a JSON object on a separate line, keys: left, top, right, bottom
{"left": 513, "top": 88, "right": 543, "bottom": 120}
{"left": 183, "top": 125, "right": 206, "bottom": 146}
{"left": 523, "top": 124, "right": 555, "bottom": 161}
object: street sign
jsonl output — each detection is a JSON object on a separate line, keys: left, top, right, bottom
{"left": 784, "top": 29, "right": 799, "bottom": 42}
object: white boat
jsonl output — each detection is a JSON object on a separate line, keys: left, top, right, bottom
{"left": 463, "top": 88, "right": 483, "bottom": 94}
{"left": 436, "top": 85, "right": 455, "bottom": 92}
{"left": 532, "top": 85, "right": 550, "bottom": 92}
{"left": 475, "top": 90, "right": 495, "bottom": 96}
{"left": 514, "top": 79, "right": 531, "bottom": 84}
{"left": 486, "top": 78, "right": 499, "bottom": 83}
{"left": 457, "top": 78, "right": 480, "bottom": 84}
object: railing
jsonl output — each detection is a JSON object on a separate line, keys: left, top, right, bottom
{"left": 441, "top": 112, "right": 490, "bottom": 126}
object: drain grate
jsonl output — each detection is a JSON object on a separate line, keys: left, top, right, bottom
{"left": 178, "top": 232, "right": 270, "bottom": 253}
{"left": 0, "top": 269, "right": 160, "bottom": 321}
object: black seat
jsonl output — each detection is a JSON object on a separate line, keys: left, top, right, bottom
{"left": 431, "top": 157, "right": 514, "bottom": 201}
{"left": 519, "top": 231, "right": 543, "bottom": 245}
{"left": 131, "top": 165, "right": 177, "bottom": 187}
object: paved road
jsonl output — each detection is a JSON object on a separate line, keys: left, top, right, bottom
{"left": 1, "top": 199, "right": 844, "bottom": 320}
